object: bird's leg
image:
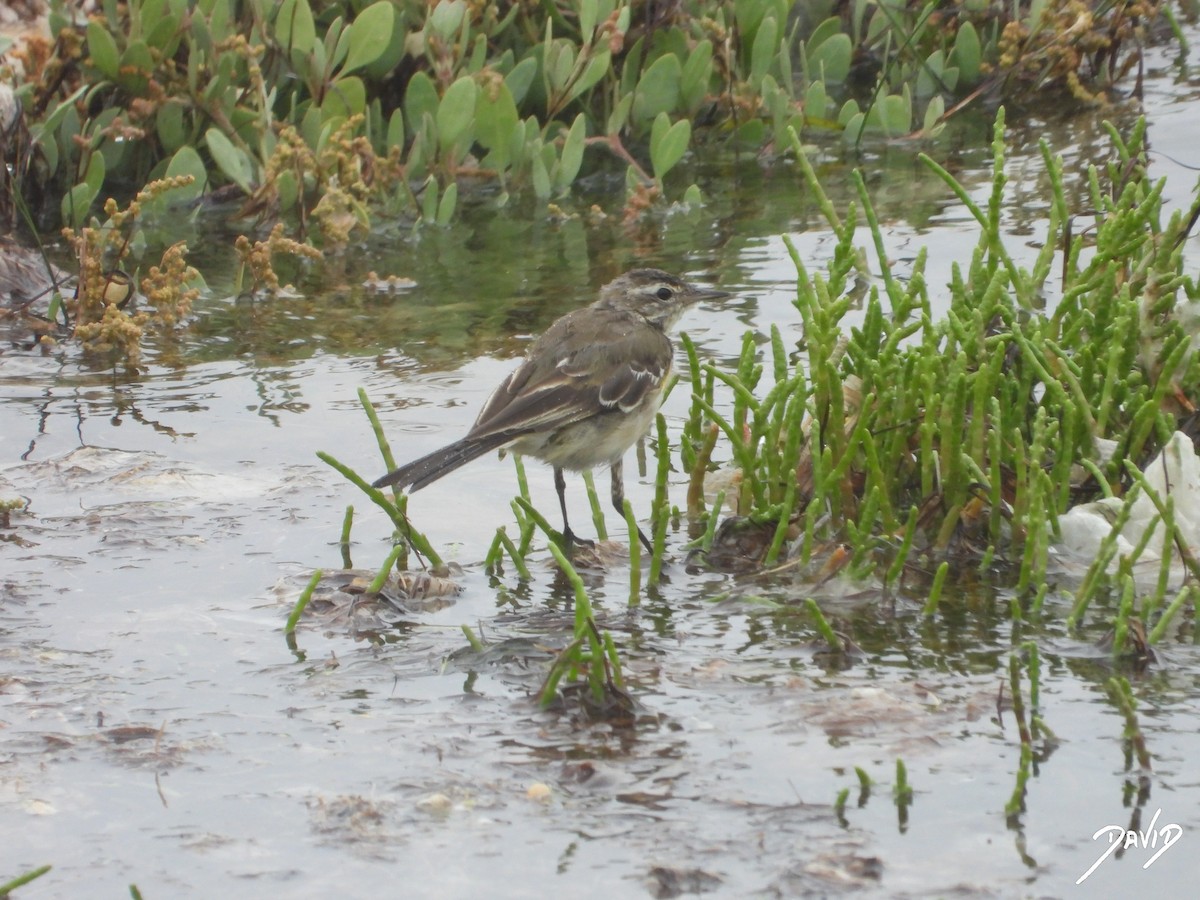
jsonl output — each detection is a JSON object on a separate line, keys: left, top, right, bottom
{"left": 555, "top": 466, "right": 593, "bottom": 547}
{"left": 611, "top": 459, "right": 653, "bottom": 553}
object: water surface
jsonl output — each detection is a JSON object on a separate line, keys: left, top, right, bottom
{"left": 2, "top": 31, "right": 1200, "bottom": 899}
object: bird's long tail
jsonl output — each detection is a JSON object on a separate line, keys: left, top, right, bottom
{"left": 371, "top": 431, "right": 513, "bottom": 492}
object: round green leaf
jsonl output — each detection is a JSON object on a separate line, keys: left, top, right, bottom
{"left": 276, "top": 0, "right": 316, "bottom": 55}
{"left": 386, "top": 109, "right": 405, "bottom": 149}
{"left": 321, "top": 75, "right": 366, "bottom": 121}
{"left": 429, "top": 0, "right": 467, "bottom": 41}
{"left": 404, "top": 72, "right": 439, "bottom": 140}
{"left": 82, "top": 149, "right": 106, "bottom": 194}
{"left": 749, "top": 13, "right": 778, "bottom": 86}
{"left": 505, "top": 57, "right": 538, "bottom": 106}
{"left": 86, "top": 21, "right": 120, "bottom": 79}
{"left": 632, "top": 54, "right": 682, "bottom": 124}
{"left": 680, "top": 39, "right": 713, "bottom": 111}
{"left": 164, "top": 145, "right": 207, "bottom": 201}
{"left": 275, "top": 169, "right": 300, "bottom": 213}
{"left": 954, "top": 22, "right": 982, "bottom": 85}
{"left": 475, "top": 80, "right": 518, "bottom": 170}
{"left": 421, "top": 175, "right": 439, "bottom": 222}
{"left": 567, "top": 49, "right": 611, "bottom": 103}
{"left": 808, "top": 33, "right": 851, "bottom": 85}
{"left": 531, "top": 152, "right": 551, "bottom": 199}
{"left": 436, "top": 75, "right": 478, "bottom": 151}
{"left": 436, "top": 181, "right": 458, "bottom": 225}
{"left": 118, "top": 40, "right": 154, "bottom": 93}
{"left": 156, "top": 100, "right": 187, "bottom": 152}
{"left": 342, "top": 1, "right": 397, "bottom": 75}
{"left": 63, "top": 180, "right": 99, "bottom": 228}
{"left": 649, "top": 113, "right": 690, "bottom": 180}
{"left": 205, "top": 128, "right": 256, "bottom": 192}
{"left": 805, "top": 80, "right": 828, "bottom": 120}
{"left": 555, "top": 113, "right": 587, "bottom": 191}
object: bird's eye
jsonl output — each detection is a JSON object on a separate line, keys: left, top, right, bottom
{"left": 655, "top": 287, "right": 674, "bottom": 301}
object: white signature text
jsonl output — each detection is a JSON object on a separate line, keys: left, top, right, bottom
{"left": 1077, "top": 808, "right": 1183, "bottom": 884}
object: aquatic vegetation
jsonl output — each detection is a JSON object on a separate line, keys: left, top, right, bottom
{"left": 0, "top": 0, "right": 1181, "bottom": 364}
{"left": 4, "top": 0, "right": 1177, "bottom": 242}
{"left": 686, "top": 111, "right": 1199, "bottom": 646}
{"left": 62, "top": 175, "right": 202, "bottom": 367}
{"left": 310, "top": 105, "right": 1199, "bottom": 727}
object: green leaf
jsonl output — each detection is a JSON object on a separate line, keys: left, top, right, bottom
{"left": 299, "top": 103, "right": 323, "bottom": 150}
{"left": 531, "top": 151, "right": 551, "bottom": 198}
{"left": 205, "top": 128, "right": 256, "bottom": 192}
{"left": 880, "top": 92, "right": 911, "bottom": 136}
{"left": 421, "top": 175, "right": 438, "bottom": 222}
{"left": 155, "top": 100, "right": 187, "bottom": 151}
{"left": 39, "top": 131, "right": 59, "bottom": 176}
{"left": 386, "top": 109, "right": 405, "bottom": 149}
{"left": 365, "top": 22, "right": 406, "bottom": 79}
{"left": 82, "top": 150, "right": 106, "bottom": 194}
{"left": 649, "top": 112, "right": 690, "bottom": 180}
{"left": 63, "top": 180, "right": 99, "bottom": 228}
{"left": 326, "top": 17, "right": 349, "bottom": 72}
{"left": 276, "top": 0, "right": 315, "bottom": 55}
{"left": 86, "top": 21, "right": 119, "bottom": 79}
{"left": 505, "top": 56, "right": 538, "bottom": 105}
{"left": 342, "top": 1, "right": 397, "bottom": 75}
{"left": 807, "top": 33, "right": 852, "bottom": 84}
{"left": 164, "top": 145, "right": 207, "bottom": 201}
{"left": 954, "top": 21, "right": 982, "bottom": 85}
{"left": 404, "top": 72, "right": 439, "bottom": 141}
{"left": 406, "top": 130, "right": 429, "bottom": 180}
{"left": 923, "top": 95, "right": 946, "bottom": 136}
{"left": 840, "top": 111, "right": 864, "bottom": 144}
{"left": 837, "top": 98, "right": 860, "bottom": 127}
{"left": 805, "top": 80, "right": 828, "bottom": 120}
{"left": 734, "top": 0, "right": 768, "bottom": 45}
{"left": 321, "top": 76, "right": 366, "bottom": 121}
{"left": 275, "top": 169, "right": 299, "bottom": 212}
{"left": 475, "top": 79, "right": 518, "bottom": 167}
{"left": 606, "top": 92, "right": 633, "bottom": 136}
{"left": 749, "top": 12, "right": 778, "bottom": 87}
{"left": 580, "top": 0, "right": 599, "bottom": 40}
{"left": 567, "top": 49, "right": 611, "bottom": 103}
{"left": 145, "top": 14, "right": 182, "bottom": 56}
{"left": 546, "top": 41, "right": 575, "bottom": 93}
{"left": 436, "top": 75, "right": 478, "bottom": 151}
{"left": 807, "top": 16, "right": 842, "bottom": 51}
{"left": 136, "top": 0, "right": 167, "bottom": 36}
{"left": 35, "top": 85, "right": 88, "bottom": 140}
{"left": 118, "top": 40, "right": 154, "bottom": 92}
{"left": 436, "top": 180, "right": 458, "bottom": 225}
{"left": 429, "top": 0, "right": 467, "bottom": 40}
{"left": 680, "top": 39, "right": 713, "bottom": 112}
{"left": 556, "top": 113, "right": 587, "bottom": 190}
{"left": 632, "top": 53, "right": 682, "bottom": 124}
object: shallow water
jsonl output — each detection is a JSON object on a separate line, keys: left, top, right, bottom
{"left": 4, "top": 31, "right": 1200, "bottom": 900}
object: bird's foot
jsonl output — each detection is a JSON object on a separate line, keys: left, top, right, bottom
{"left": 560, "top": 526, "right": 596, "bottom": 550}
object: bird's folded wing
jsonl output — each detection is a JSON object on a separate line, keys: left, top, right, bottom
{"left": 467, "top": 329, "right": 670, "bottom": 440}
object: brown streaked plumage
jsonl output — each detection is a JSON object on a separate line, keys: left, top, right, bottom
{"left": 372, "top": 268, "right": 729, "bottom": 549}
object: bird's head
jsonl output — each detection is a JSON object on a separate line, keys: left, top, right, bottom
{"left": 598, "top": 268, "right": 729, "bottom": 329}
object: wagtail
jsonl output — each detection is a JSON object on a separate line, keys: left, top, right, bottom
{"left": 372, "top": 268, "right": 728, "bottom": 549}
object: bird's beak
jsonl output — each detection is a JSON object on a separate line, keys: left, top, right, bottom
{"left": 694, "top": 286, "right": 730, "bottom": 302}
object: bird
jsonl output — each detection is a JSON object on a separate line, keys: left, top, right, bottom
{"left": 372, "top": 268, "right": 729, "bottom": 550}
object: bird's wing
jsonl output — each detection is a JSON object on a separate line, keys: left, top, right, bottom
{"left": 467, "top": 309, "right": 671, "bottom": 440}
